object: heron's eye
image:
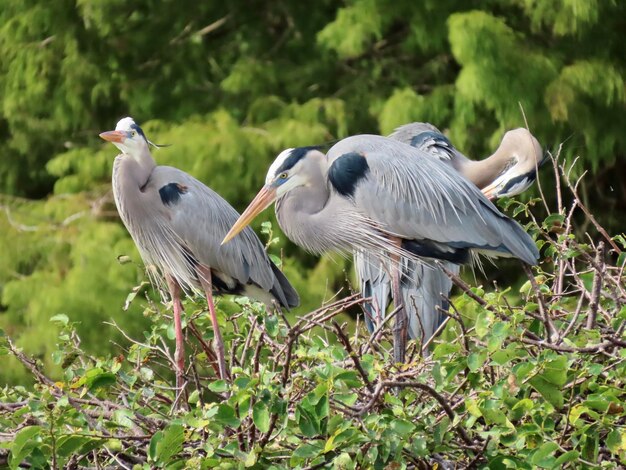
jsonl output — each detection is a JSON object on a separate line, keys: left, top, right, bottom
{"left": 279, "top": 172, "right": 288, "bottom": 180}
{"left": 131, "top": 130, "right": 137, "bottom": 137}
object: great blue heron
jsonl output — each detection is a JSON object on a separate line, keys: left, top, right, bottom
{"left": 222, "top": 134, "right": 539, "bottom": 363}
{"left": 100, "top": 117, "right": 299, "bottom": 388}
{"left": 390, "top": 123, "right": 544, "bottom": 198}
{"left": 357, "top": 123, "right": 543, "bottom": 345}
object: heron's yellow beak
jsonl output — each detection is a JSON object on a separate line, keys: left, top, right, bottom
{"left": 99, "top": 130, "right": 126, "bottom": 143}
{"left": 481, "top": 183, "right": 498, "bottom": 201}
{"left": 222, "top": 185, "right": 277, "bottom": 245}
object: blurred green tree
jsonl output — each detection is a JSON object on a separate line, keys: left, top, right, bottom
{"left": 0, "top": 0, "right": 624, "bottom": 382}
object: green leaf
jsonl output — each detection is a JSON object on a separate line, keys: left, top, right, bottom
{"left": 513, "top": 362, "right": 535, "bottom": 382}
{"left": 214, "top": 404, "right": 241, "bottom": 428}
{"left": 252, "top": 402, "right": 270, "bottom": 433}
{"left": 9, "top": 426, "right": 41, "bottom": 470}
{"left": 542, "top": 214, "right": 565, "bottom": 231}
{"left": 50, "top": 314, "right": 69, "bottom": 325}
{"left": 87, "top": 372, "right": 116, "bottom": 390}
{"left": 113, "top": 409, "right": 134, "bottom": 428}
{"left": 56, "top": 435, "right": 101, "bottom": 457}
{"left": 187, "top": 389, "right": 200, "bottom": 405}
{"left": 553, "top": 450, "right": 579, "bottom": 466}
{"left": 208, "top": 380, "right": 229, "bottom": 393}
{"left": 334, "top": 392, "right": 358, "bottom": 406}
{"left": 540, "top": 355, "right": 568, "bottom": 386}
{"left": 296, "top": 404, "right": 321, "bottom": 437}
{"left": 155, "top": 424, "right": 184, "bottom": 464}
{"left": 475, "top": 311, "right": 491, "bottom": 338}
{"left": 244, "top": 449, "right": 257, "bottom": 467}
{"left": 468, "top": 350, "right": 488, "bottom": 371}
{"left": 291, "top": 443, "right": 322, "bottom": 461}
{"left": 606, "top": 430, "right": 624, "bottom": 453}
{"left": 391, "top": 419, "right": 415, "bottom": 436}
{"left": 531, "top": 441, "right": 558, "bottom": 467}
{"left": 264, "top": 314, "right": 279, "bottom": 337}
{"left": 149, "top": 431, "right": 163, "bottom": 462}
{"left": 530, "top": 377, "right": 564, "bottom": 409}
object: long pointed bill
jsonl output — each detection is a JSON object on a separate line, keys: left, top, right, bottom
{"left": 99, "top": 130, "right": 126, "bottom": 143}
{"left": 481, "top": 183, "right": 499, "bottom": 200}
{"left": 222, "top": 185, "right": 277, "bottom": 245}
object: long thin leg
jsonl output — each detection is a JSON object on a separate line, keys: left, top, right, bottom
{"left": 389, "top": 239, "right": 407, "bottom": 364}
{"left": 165, "top": 275, "right": 186, "bottom": 391}
{"left": 197, "top": 265, "right": 228, "bottom": 381}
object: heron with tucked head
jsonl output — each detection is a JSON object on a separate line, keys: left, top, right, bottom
{"left": 223, "top": 134, "right": 539, "bottom": 363}
{"left": 100, "top": 117, "right": 299, "bottom": 389}
{"left": 357, "top": 123, "right": 544, "bottom": 345}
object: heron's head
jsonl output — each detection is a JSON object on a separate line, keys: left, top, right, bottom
{"left": 221, "top": 147, "right": 321, "bottom": 244}
{"left": 482, "top": 128, "right": 544, "bottom": 199}
{"left": 99, "top": 117, "right": 150, "bottom": 154}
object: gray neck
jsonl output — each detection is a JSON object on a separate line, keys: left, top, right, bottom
{"left": 112, "top": 147, "right": 157, "bottom": 225}
{"left": 459, "top": 146, "right": 514, "bottom": 189}
{"left": 275, "top": 157, "right": 349, "bottom": 255}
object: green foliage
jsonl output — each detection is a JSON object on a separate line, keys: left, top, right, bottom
{"left": 1, "top": 0, "right": 626, "bottom": 385}
{"left": 1, "top": 178, "right": 626, "bottom": 467}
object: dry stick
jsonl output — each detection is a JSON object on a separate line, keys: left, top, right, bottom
{"left": 6, "top": 337, "right": 112, "bottom": 435}
{"left": 586, "top": 242, "right": 606, "bottom": 330}
{"left": 188, "top": 321, "right": 220, "bottom": 375}
{"left": 444, "top": 301, "right": 469, "bottom": 353}
{"left": 240, "top": 314, "right": 258, "bottom": 366}
{"left": 189, "top": 358, "right": 205, "bottom": 408}
{"left": 562, "top": 170, "right": 622, "bottom": 254}
{"left": 557, "top": 293, "right": 586, "bottom": 344}
{"left": 332, "top": 321, "right": 374, "bottom": 393}
{"left": 466, "top": 437, "right": 491, "bottom": 469}
{"left": 558, "top": 201, "right": 579, "bottom": 292}
{"left": 258, "top": 327, "right": 298, "bottom": 449}
{"left": 573, "top": 242, "right": 626, "bottom": 299}
{"left": 522, "top": 264, "right": 557, "bottom": 342}
{"left": 421, "top": 299, "right": 452, "bottom": 354}
{"left": 521, "top": 337, "right": 613, "bottom": 353}
{"left": 253, "top": 332, "right": 265, "bottom": 374}
{"left": 518, "top": 103, "right": 550, "bottom": 214}
{"left": 361, "top": 304, "right": 402, "bottom": 355}
{"left": 438, "top": 264, "right": 493, "bottom": 312}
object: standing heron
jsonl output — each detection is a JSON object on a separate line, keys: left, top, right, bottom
{"left": 222, "top": 135, "right": 539, "bottom": 363}
{"left": 100, "top": 117, "right": 299, "bottom": 388}
{"left": 358, "top": 123, "right": 543, "bottom": 344}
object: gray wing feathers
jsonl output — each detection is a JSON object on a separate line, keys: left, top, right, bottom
{"left": 388, "top": 122, "right": 440, "bottom": 145}
{"left": 329, "top": 136, "right": 538, "bottom": 265}
{"left": 270, "top": 262, "right": 300, "bottom": 308}
{"left": 150, "top": 167, "right": 298, "bottom": 305}
{"left": 389, "top": 122, "right": 469, "bottom": 165}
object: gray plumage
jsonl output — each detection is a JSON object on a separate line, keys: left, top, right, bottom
{"left": 224, "top": 132, "right": 539, "bottom": 363}
{"left": 113, "top": 160, "right": 297, "bottom": 307}
{"left": 102, "top": 116, "right": 298, "bottom": 385}
{"left": 326, "top": 135, "right": 538, "bottom": 264}
{"left": 358, "top": 123, "right": 543, "bottom": 342}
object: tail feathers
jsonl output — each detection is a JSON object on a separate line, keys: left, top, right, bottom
{"left": 361, "top": 276, "right": 392, "bottom": 333}
{"left": 403, "top": 261, "right": 454, "bottom": 342}
{"left": 502, "top": 218, "right": 540, "bottom": 265}
{"left": 355, "top": 251, "right": 391, "bottom": 333}
{"left": 485, "top": 200, "right": 539, "bottom": 265}
{"left": 269, "top": 262, "right": 300, "bottom": 309}
{"left": 461, "top": 200, "right": 539, "bottom": 266}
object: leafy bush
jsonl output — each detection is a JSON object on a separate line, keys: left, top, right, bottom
{"left": 1, "top": 155, "right": 625, "bottom": 468}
